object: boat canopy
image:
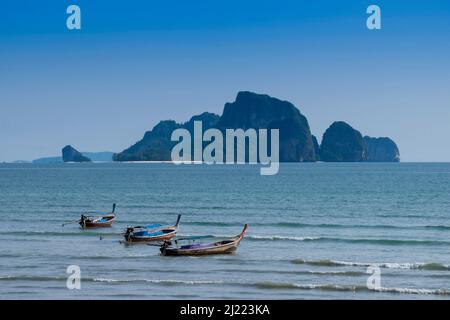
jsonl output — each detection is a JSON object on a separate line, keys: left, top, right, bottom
{"left": 175, "top": 235, "right": 216, "bottom": 241}
{"left": 133, "top": 230, "right": 165, "bottom": 237}
{"left": 143, "top": 223, "right": 163, "bottom": 229}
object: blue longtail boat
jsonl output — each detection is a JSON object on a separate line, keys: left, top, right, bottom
{"left": 124, "top": 214, "right": 181, "bottom": 243}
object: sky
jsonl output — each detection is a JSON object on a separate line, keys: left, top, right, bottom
{"left": 0, "top": 0, "right": 449, "bottom": 162}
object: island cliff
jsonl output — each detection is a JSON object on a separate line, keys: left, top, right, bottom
{"left": 62, "top": 145, "right": 91, "bottom": 162}
{"left": 319, "top": 122, "right": 367, "bottom": 162}
{"left": 363, "top": 136, "right": 400, "bottom": 162}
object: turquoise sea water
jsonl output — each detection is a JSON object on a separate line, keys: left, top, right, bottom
{"left": 0, "top": 163, "right": 449, "bottom": 299}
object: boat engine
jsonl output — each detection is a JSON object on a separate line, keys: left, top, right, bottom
{"left": 79, "top": 215, "right": 86, "bottom": 228}
{"left": 124, "top": 227, "right": 134, "bottom": 241}
{"left": 160, "top": 240, "right": 171, "bottom": 254}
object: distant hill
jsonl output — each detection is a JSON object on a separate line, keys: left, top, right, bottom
{"left": 32, "top": 156, "right": 62, "bottom": 164}
{"left": 32, "top": 151, "right": 113, "bottom": 163}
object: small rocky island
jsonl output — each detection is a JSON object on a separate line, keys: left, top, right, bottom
{"left": 62, "top": 145, "right": 91, "bottom": 162}
{"left": 319, "top": 121, "right": 367, "bottom": 162}
{"left": 318, "top": 122, "right": 400, "bottom": 162}
{"left": 363, "top": 136, "right": 400, "bottom": 162}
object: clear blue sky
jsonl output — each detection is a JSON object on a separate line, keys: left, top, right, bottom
{"left": 1, "top": 0, "right": 449, "bottom": 161}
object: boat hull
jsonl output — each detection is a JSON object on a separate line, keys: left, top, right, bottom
{"left": 160, "top": 224, "right": 248, "bottom": 256}
{"left": 82, "top": 221, "right": 114, "bottom": 228}
{"left": 161, "top": 242, "right": 238, "bottom": 256}
{"left": 126, "top": 229, "right": 177, "bottom": 243}
{"left": 80, "top": 216, "right": 116, "bottom": 229}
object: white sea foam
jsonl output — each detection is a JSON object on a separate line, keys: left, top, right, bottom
{"left": 292, "top": 259, "right": 450, "bottom": 270}
{"left": 93, "top": 278, "right": 224, "bottom": 285}
{"left": 248, "top": 235, "right": 320, "bottom": 241}
{"left": 256, "top": 281, "right": 450, "bottom": 295}
{"left": 371, "top": 287, "right": 450, "bottom": 295}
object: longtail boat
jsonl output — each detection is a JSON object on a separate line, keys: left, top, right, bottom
{"left": 123, "top": 214, "right": 181, "bottom": 243}
{"left": 78, "top": 203, "right": 117, "bottom": 229}
{"left": 160, "top": 224, "right": 248, "bottom": 256}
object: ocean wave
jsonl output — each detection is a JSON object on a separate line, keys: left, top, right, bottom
{"left": 254, "top": 282, "right": 450, "bottom": 295}
{"left": 95, "top": 277, "right": 443, "bottom": 295}
{"left": 273, "top": 222, "right": 450, "bottom": 231}
{"left": 93, "top": 278, "right": 224, "bottom": 285}
{"left": 3, "top": 275, "right": 448, "bottom": 295}
{"left": 245, "top": 235, "right": 450, "bottom": 246}
{"left": 214, "top": 268, "right": 365, "bottom": 277}
{"left": 424, "top": 225, "right": 450, "bottom": 230}
{"left": 292, "top": 259, "right": 450, "bottom": 271}
{"left": 0, "top": 275, "right": 66, "bottom": 281}
{"left": 255, "top": 282, "right": 364, "bottom": 291}
{"left": 184, "top": 221, "right": 242, "bottom": 227}
{"left": 247, "top": 235, "right": 321, "bottom": 241}
{"left": 64, "top": 253, "right": 157, "bottom": 260}
{"left": 0, "top": 230, "right": 122, "bottom": 237}
{"left": 373, "top": 287, "right": 450, "bottom": 295}
{"left": 332, "top": 238, "right": 450, "bottom": 246}
{"left": 177, "top": 234, "right": 320, "bottom": 242}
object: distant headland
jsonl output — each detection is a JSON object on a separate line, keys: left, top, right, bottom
{"left": 27, "top": 91, "right": 399, "bottom": 164}
{"left": 32, "top": 150, "right": 114, "bottom": 163}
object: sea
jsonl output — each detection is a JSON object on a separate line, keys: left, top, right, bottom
{"left": 0, "top": 162, "right": 449, "bottom": 299}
